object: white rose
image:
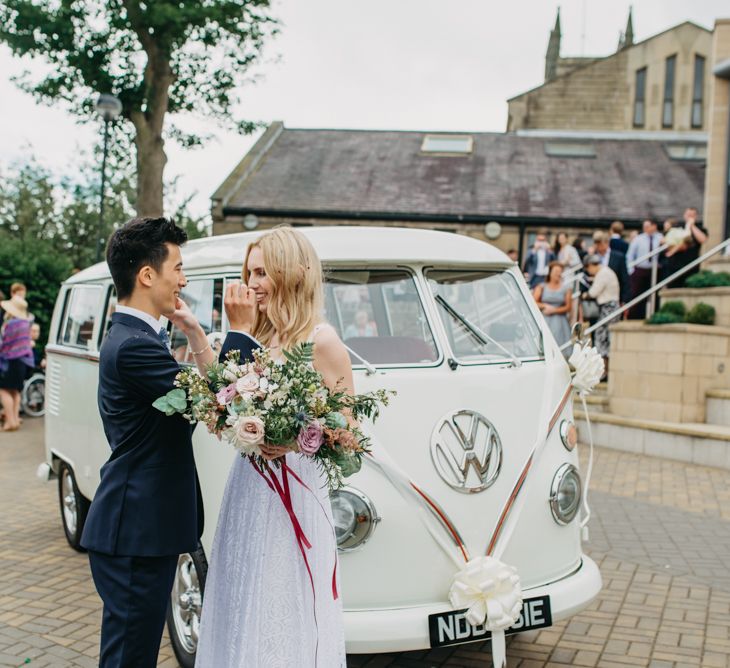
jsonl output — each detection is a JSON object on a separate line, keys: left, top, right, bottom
{"left": 237, "top": 372, "right": 261, "bottom": 396}
{"left": 229, "top": 415, "right": 265, "bottom": 455}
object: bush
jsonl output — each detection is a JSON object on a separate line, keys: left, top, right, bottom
{"left": 685, "top": 271, "right": 730, "bottom": 288}
{"left": 647, "top": 311, "right": 684, "bottom": 325}
{"left": 659, "top": 301, "right": 686, "bottom": 318}
{"left": 685, "top": 302, "right": 716, "bottom": 326}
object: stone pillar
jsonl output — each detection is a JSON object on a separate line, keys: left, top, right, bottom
{"left": 703, "top": 19, "right": 730, "bottom": 247}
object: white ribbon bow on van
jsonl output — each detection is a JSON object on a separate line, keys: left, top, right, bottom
{"left": 449, "top": 556, "right": 522, "bottom": 668}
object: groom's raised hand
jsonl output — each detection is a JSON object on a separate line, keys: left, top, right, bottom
{"left": 225, "top": 281, "right": 257, "bottom": 332}
{"left": 168, "top": 297, "right": 199, "bottom": 335}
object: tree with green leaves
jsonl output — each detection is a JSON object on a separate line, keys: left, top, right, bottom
{"left": 0, "top": 0, "right": 278, "bottom": 216}
{"left": 0, "top": 153, "right": 208, "bottom": 342}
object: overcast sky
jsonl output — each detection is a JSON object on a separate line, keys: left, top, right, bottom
{"left": 0, "top": 0, "right": 727, "bottom": 219}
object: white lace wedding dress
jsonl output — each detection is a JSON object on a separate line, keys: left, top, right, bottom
{"left": 195, "top": 327, "right": 346, "bottom": 668}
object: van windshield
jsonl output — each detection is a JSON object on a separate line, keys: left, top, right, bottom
{"left": 425, "top": 269, "right": 544, "bottom": 363}
{"left": 324, "top": 269, "right": 439, "bottom": 366}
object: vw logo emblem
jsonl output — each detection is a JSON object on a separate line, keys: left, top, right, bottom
{"left": 430, "top": 409, "right": 502, "bottom": 494}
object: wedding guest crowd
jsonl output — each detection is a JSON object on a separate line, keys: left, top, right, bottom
{"left": 524, "top": 206, "right": 706, "bottom": 378}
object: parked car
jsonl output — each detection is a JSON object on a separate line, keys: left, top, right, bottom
{"left": 38, "top": 226, "right": 601, "bottom": 666}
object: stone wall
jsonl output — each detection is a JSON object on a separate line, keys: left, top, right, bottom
{"left": 507, "top": 22, "right": 712, "bottom": 133}
{"left": 660, "top": 286, "right": 730, "bottom": 328}
{"left": 608, "top": 321, "right": 730, "bottom": 423}
{"left": 703, "top": 19, "right": 730, "bottom": 253}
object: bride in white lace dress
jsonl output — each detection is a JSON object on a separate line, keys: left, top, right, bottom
{"left": 195, "top": 228, "right": 348, "bottom": 667}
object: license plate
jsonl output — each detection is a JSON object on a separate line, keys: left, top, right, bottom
{"left": 428, "top": 595, "right": 552, "bottom": 648}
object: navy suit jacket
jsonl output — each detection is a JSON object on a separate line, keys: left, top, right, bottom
{"left": 81, "top": 312, "right": 259, "bottom": 557}
{"left": 610, "top": 236, "right": 630, "bottom": 255}
{"left": 523, "top": 249, "right": 556, "bottom": 288}
{"left": 607, "top": 249, "right": 631, "bottom": 303}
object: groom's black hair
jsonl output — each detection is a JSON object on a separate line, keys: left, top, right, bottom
{"left": 106, "top": 217, "right": 188, "bottom": 300}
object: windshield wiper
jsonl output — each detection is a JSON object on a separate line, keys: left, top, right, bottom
{"left": 343, "top": 343, "right": 378, "bottom": 375}
{"left": 434, "top": 294, "right": 522, "bottom": 368}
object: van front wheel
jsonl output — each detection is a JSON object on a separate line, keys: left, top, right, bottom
{"left": 58, "top": 462, "right": 89, "bottom": 552}
{"left": 167, "top": 547, "right": 208, "bottom": 668}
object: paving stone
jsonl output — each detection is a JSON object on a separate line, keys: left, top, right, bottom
{"left": 4, "top": 419, "right": 730, "bottom": 667}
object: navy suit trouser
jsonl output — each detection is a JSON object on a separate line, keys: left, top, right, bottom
{"left": 89, "top": 551, "right": 178, "bottom": 668}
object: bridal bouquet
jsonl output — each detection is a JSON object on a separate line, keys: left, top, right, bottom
{"left": 153, "top": 343, "right": 392, "bottom": 490}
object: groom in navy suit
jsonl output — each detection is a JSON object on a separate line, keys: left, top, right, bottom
{"left": 81, "top": 217, "right": 259, "bottom": 668}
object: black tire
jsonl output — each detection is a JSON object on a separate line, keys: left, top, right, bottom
{"left": 22, "top": 374, "right": 45, "bottom": 417}
{"left": 58, "top": 462, "right": 90, "bottom": 552}
{"left": 166, "top": 545, "right": 208, "bottom": 668}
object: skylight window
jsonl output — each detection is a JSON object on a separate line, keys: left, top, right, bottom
{"left": 544, "top": 141, "right": 596, "bottom": 158}
{"left": 664, "top": 143, "right": 707, "bottom": 161}
{"left": 421, "top": 135, "right": 473, "bottom": 155}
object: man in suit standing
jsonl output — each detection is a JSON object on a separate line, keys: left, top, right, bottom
{"left": 609, "top": 221, "right": 629, "bottom": 255}
{"left": 592, "top": 231, "right": 630, "bottom": 305}
{"left": 626, "top": 218, "right": 664, "bottom": 319}
{"left": 81, "top": 217, "right": 259, "bottom": 668}
{"left": 522, "top": 230, "right": 556, "bottom": 289}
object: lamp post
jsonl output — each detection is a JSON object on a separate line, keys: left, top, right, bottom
{"left": 94, "top": 94, "right": 123, "bottom": 263}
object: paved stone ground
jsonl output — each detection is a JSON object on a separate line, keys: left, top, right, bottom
{"left": 1, "top": 418, "right": 729, "bottom": 667}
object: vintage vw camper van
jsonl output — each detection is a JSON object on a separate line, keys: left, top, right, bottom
{"left": 40, "top": 227, "right": 601, "bottom": 666}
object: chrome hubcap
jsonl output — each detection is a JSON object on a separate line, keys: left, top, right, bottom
{"left": 171, "top": 554, "right": 202, "bottom": 654}
{"left": 61, "top": 469, "right": 77, "bottom": 535}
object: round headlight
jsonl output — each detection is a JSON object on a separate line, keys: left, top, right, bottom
{"left": 549, "top": 464, "right": 582, "bottom": 525}
{"left": 559, "top": 420, "right": 578, "bottom": 451}
{"left": 329, "top": 488, "right": 379, "bottom": 551}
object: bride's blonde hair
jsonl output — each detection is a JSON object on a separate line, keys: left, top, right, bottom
{"left": 243, "top": 226, "right": 324, "bottom": 348}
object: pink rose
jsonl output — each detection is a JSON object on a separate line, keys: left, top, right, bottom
{"left": 236, "top": 372, "right": 261, "bottom": 396}
{"left": 231, "top": 415, "right": 265, "bottom": 454}
{"left": 216, "top": 383, "right": 238, "bottom": 405}
{"left": 297, "top": 421, "right": 324, "bottom": 455}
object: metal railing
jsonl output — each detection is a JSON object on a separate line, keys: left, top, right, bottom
{"left": 559, "top": 236, "right": 730, "bottom": 351}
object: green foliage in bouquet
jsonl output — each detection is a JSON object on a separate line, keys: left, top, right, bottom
{"left": 152, "top": 389, "right": 188, "bottom": 416}
{"left": 685, "top": 271, "right": 730, "bottom": 288}
{"left": 685, "top": 302, "right": 716, "bottom": 326}
{"left": 153, "top": 341, "right": 394, "bottom": 491}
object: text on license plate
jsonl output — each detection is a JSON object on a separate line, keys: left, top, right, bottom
{"left": 428, "top": 595, "right": 552, "bottom": 648}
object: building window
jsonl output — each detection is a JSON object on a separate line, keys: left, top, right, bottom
{"left": 692, "top": 55, "right": 705, "bottom": 128}
{"left": 664, "top": 143, "right": 707, "bottom": 161}
{"left": 663, "top": 55, "right": 676, "bottom": 128}
{"left": 544, "top": 141, "right": 596, "bottom": 158}
{"left": 421, "top": 135, "right": 473, "bottom": 155}
{"left": 633, "top": 67, "right": 646, "bottom": 127}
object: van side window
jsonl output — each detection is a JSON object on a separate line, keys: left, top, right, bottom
{"left": 99, "top": 286, "right": 117, "bottom": 345}
{"left": 169, "top": 278, "right": 224, "bottom": 364}
{"left": 59, "top": 286, "right": 103, "bottom": 349}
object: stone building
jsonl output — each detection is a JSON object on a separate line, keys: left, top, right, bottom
{"left": 508, "top": 10, "right": 712, "bottom": 135}
{"left": 704, "top": 19, "right": 730, "bottom": 246}
{"left": 211, "top": 123, "right": 703, "bottom": 261}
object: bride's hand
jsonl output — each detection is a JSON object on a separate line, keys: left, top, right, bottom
{"left": 225, "top": 281, "right": 257, "bottom": 332}
{"left": 260, "top": 443, "right": 290, "bottom": 460}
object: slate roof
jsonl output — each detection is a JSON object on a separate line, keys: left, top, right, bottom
{"left": 215, "top": 125, "right": 705, "bottom": 223}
